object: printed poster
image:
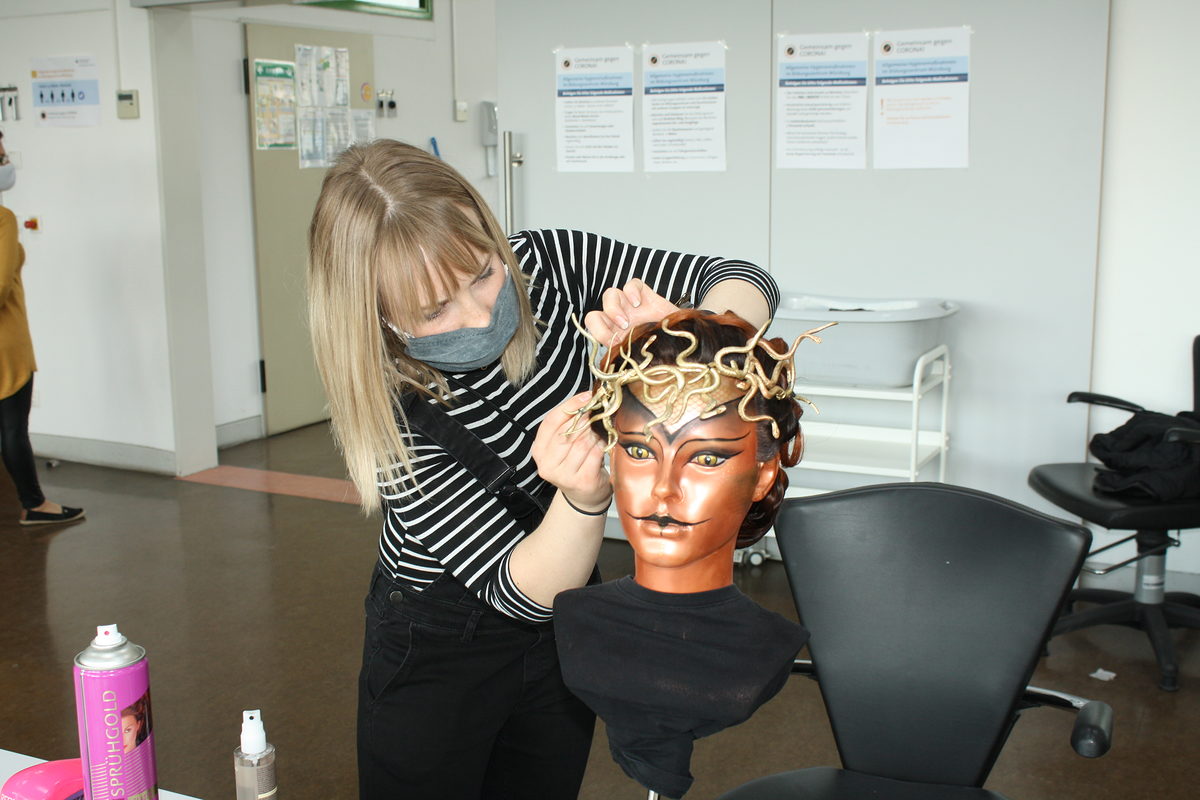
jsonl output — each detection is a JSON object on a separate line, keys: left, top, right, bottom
{"left": 298, "top": 108, "right": 325, "bottom": 168}
{"left": 873, "top": 27, "right": 971, "bottom": 169}
{"left": 352, "top": 108, "right": 376, "bottom": 145}
{"left": 253, "top": 59, "right": 297, "bottom": 150}
{"left": 642, "top": 41, "right": 727, "bottom": 172}
{"left": 324, "top": 107, "right": 353, "bottom": 164}
{"left": 295, "top": 45, "right": 316, "bottom": 107}
{"left": 31, "top": 55, "right": 100, "bottom": 127}
{"left": 776, "top": 33, "right": 868, "bottom": 169}
{"left": 295, "top": 44, "right": 352, "bottom": 168}
{"left": 554, "top": 46, "right": 635, "bottom": 172}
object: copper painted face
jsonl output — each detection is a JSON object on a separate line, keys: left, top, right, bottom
{"left": 611, "top": 379, "right": 778, "bottom": 593}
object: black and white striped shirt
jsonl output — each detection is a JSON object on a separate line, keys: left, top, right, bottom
{"left": 376, "top": 229, "right": 779, "bottom": 623}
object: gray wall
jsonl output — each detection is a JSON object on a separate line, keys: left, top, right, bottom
{"left": 497, "top": 0, "right": 1109, "bottom": 509}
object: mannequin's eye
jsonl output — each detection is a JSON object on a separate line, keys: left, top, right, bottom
{"left": 622, "top": 443, "right": 653, "bottom": 460}
{"left": 691, "top": 453, "right": 728, "bottom": 467}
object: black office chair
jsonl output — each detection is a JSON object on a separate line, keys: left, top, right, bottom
{"left": 718, "top": 483, "right": 1112, "bottom": 800}
{"left": 1028, "top": 335, "right": 1200, "bottom": 691}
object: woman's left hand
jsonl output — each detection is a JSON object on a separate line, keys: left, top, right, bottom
{"left": 584, "top": 278, "right": 679, "bottom": 348}
{"left": 532, "top": 390, "right": 611, "bottom": 510}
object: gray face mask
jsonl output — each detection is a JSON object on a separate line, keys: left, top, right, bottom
{"left": 401, "top": 269, "right": 520, "bottom": 372}
{"left": 0, "top": 162, "right": 15, "bottom": 193}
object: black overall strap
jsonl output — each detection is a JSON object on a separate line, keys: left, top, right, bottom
{"left": 401, "top": 393, "right": 554, "bottom": 531}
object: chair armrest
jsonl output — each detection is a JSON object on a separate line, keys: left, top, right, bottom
{"left": 1067, "top": 391, "right": 1144, "bottom": 414}
{"left": 1165, "top": 426, "right": 1200, "bottom": 444}
{"left": 1023, "top": 685, "right": 1113, "bottom": 758}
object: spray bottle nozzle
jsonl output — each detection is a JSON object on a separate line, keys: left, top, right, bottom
{"left": 240, "top": 709, "right": 269, "bottom": 756}
{"left": 92, "top": 624, "right": 127, "bottom": 648}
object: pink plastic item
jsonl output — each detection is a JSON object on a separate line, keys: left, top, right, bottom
{"left": 0, "top": 758, "right": 84, "bottom": 800}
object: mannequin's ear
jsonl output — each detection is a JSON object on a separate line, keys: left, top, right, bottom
{"left": 753, "top": 456, "right": 780, "bottom": 501}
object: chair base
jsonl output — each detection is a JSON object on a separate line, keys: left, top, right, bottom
{"left": 716, "top": 766, "right": 1007, "bottom": 800}
{"left": 1053, "top": 592, "right": 1200, "bottom": 691}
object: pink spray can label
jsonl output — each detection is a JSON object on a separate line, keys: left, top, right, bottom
{"left": 73, "top": 624, "right": 158, "bottom": 800}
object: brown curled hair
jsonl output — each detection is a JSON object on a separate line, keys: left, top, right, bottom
{"left": 586, "top": 309, "right": 805, "bottom": 547}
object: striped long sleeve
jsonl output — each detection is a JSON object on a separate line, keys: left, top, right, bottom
{"left": 376, "top": 230, "right": 779, "bottom": 622}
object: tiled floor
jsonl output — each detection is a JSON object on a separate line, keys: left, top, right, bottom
{"left": 1, "top": 422, "right": 1197, "bottom": 799}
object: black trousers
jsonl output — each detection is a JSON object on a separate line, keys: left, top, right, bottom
{"left": 0, "top": 376, "right": 45, "bottom": 510}
{"left": 357, "top": 565, "right": 595, "bottom": 800}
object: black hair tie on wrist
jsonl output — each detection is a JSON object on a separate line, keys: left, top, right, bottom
{"left": 563, "top": 494, "right": 610, "bottom": 516}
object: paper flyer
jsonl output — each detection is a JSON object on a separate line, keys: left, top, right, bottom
{"left": 30, "top": 55, "right": 100, "bottom": 127}
{"left": 298, "top": 108, "right": 325, "bottom": 168}
{"left": 334, "top": 47, "right": 351, "bottom": 107}
{"left": 554, "top": 46, "right": 635, "bottom": 172}
{"left": 323, "top": 106, "right": 353, "bottom": 164}
{"left": 776, "top": 33, "right": 868, "bottom": 169}
{"left": 295, "top": 43, "right": 353, "bottom": 167}
{"left": 295, "top": 45, "right": 315, "bottom": 107}
{"left": 352, "top": 108, "right": 376, "bottom": 145}
{"left": 253, "top": 59, "right": 297, "bottom": 149}
{"left": 316, "top": 46, "right": 337, "bottom": 109}
{"left": 872, "top": 27, "right": 970, "bottom": 169}
{"left": 642, "top": 41, "right": 727, "bottom": 172}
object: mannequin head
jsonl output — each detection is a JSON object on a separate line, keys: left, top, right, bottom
{"left": 579, "top": 309, "right": 812, "bottom": 592}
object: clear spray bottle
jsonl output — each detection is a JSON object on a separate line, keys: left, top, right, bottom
{"left": 234, "top": 709, "right": 277, "bottom": 800}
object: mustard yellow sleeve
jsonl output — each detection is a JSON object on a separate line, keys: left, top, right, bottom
{"left": 0, "top": 207, "right": 21, "bottom": 309}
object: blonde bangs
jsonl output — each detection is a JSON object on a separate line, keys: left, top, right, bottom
{"left": 375, "top": 203, "right": 498, "bottom": 333}
{"left": 308, "top": 139, "right": 542, "bottom": 514}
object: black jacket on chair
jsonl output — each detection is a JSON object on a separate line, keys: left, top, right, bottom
{"left": 1090, "top": 410, "right": 1200, "bottom": 501}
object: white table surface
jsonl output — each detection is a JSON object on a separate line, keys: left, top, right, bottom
{"left": 1, "top": 748, "right": 201, "bottom": 800}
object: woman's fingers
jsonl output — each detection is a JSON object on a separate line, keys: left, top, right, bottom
{"left": 532, "top": 392, "right": 611, "bottom": 503}
{"left": 533, "top": 391, "right": 595, "bottom": 471}
{"left": 585, "top": 280, "right": 663, "bottom": 347}
{"left": 602, "top": 286, "right": 634, "bottom": 331}
{"left": 583, "top": 309, "right": 618, "bottom": 346}
{"left": 622, "top": 278, "right": 646, "bottom": 310}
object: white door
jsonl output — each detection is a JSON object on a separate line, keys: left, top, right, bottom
{"left": 245, "top": 23, "right": 374, "bottom": 435}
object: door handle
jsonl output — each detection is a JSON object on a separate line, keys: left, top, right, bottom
{"left": 503, "top": 131, "right": 524, "bottom": 234}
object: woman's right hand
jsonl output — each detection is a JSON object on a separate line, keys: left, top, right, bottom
{"left": 531, "top": 390, "right": 611, "bottom": 511}
{"left": 584, "top": 278, "right": 678, "bottom": 348}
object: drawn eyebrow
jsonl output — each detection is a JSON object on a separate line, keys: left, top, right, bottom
{"left": 615, "top": 394, "right": 751, "bottom": 444}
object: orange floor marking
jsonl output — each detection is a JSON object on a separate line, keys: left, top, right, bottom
{"left": 179, "top": 465, "right": 361, "bottom": 505}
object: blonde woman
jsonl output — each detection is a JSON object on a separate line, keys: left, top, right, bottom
{"left": 307, "top": 139, "right": 777, "bottom": 800}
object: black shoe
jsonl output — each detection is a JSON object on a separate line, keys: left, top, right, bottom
{"left": 20, "top": 506, "right": 86, "bottom": 526}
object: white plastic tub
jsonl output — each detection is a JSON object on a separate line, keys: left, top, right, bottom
{"left": 768, "top": 294, "right": 959, "bottom": 387}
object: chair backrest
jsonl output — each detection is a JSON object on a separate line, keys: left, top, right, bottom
{"left": 775, "top": 482, "right": 1090, "bottom": 787}
{"left": 1191, "top": 334, "right": 1198, "bottom": 415}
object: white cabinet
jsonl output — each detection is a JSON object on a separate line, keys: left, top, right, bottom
{"left": 786, "top": 345, "right": 951, "bottom": 496}
{"left": 737, "top": 346, "right": 951, "bottom": 566}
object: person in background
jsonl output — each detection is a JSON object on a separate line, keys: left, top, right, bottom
{"left": 306, "top": 139, "right": 778, "bottom": 800}
{"left": 0, "top": 129, "right": 85, "bottom": 526}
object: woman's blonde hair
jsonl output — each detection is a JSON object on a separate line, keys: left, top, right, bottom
{"left": 307, "top": 139, "right": 539, "bottom": 512}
